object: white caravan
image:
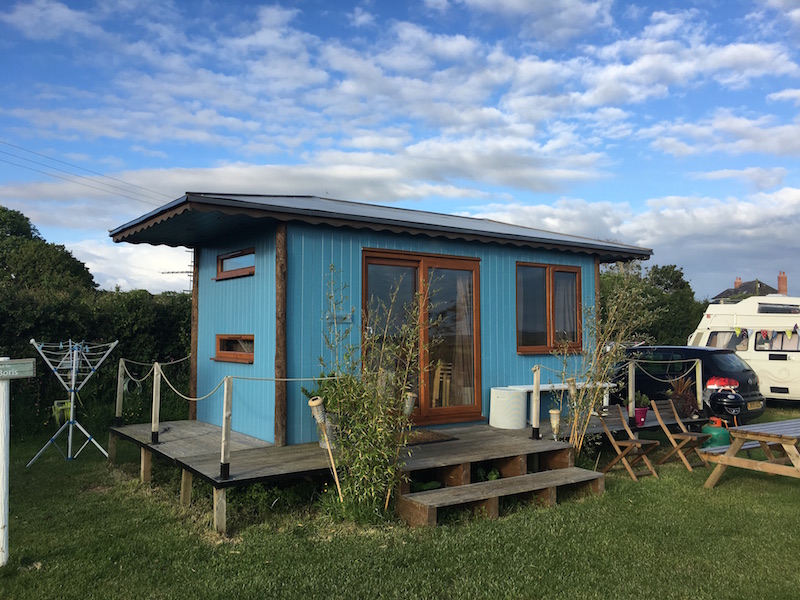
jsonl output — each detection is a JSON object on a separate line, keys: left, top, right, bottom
{"left": 688, "top": 295, "right": 800, "bottom": 401}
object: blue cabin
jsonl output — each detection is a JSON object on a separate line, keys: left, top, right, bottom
{"left": 111, "top": 194, "right": 650, "bottom": 445}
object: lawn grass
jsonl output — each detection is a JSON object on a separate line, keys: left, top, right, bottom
{"left": 4, "top": 407, "right": 800, "bottom": 599}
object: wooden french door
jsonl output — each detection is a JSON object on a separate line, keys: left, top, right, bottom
{"left": 364, "top": 250, "right": 481, "bottom": 425}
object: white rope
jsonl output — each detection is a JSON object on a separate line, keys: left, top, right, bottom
{"left": 122, "top": 360, "right": 154, "bottom": 385}
{"left": 229, "top": 375, "right": 342, "bottom": 383}
{"left": 159, "top": 368, "right": 225, "bottom": 403}
{"left": 629, "top": 358, "right": 698, "bottom": 386}
{"left": 122, "top": 355, "right": 190, "bottom": 368}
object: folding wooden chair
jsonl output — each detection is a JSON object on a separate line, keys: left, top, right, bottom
{"left": 650, "top": 399, "right": 709, "bottom": 471}
{"left": 598, "top": 405, "right": 660, "bottom": 481}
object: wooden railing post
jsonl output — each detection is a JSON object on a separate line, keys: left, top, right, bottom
{"left": 627, "top": 360, "right": 636, "bottom": 426}
{"left": 695, "top": 359, "right": 703, "bottom": 413}
{"left": 220, "top": 376, "right": 232, "bottom": 480}
{"left": 151, "top": 362, "right": 161, "bottom": 444}
{"left": 531, "top": 366, "right": 541, "bottom": 440}
{"left": 115, "top": 359, "right": 125, "bottom": 427}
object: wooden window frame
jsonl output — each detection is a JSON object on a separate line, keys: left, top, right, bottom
{"left": 516, "top": 262, "right": 582, "bottom": 355}
{"left": 213, "top": 334, "right": 254, "bottom": 364}
{"left": 215, "top": 247, "right": 255, "bottom": 280}
{"left": 363, "top": 249, "right": 482, "bottom": 426}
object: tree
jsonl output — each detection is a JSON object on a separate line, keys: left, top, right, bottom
{"left": 599, "top": 262, "right": 707, "bottom": 346}
{"left": 645, "top": 265, "right": 707, "bottom": 345}
{"left": 0, "top": 206, "right": 42, "bottom": 240}
{"left": 0, "top": 206, "right": 192, "bottom": 437}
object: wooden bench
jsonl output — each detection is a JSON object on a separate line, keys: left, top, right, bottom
{"left": 698, "top": 441, "right": 762, "bottom": 456}
{"left": 397, "top": 467, "right": 604, "bottom": 527}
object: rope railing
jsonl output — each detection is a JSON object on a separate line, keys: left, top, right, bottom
{"left": 529, "top": 356, "right": 704, "bottom": 436}
{"left": 114, "top": 355, "right": 343, "bottom": 480}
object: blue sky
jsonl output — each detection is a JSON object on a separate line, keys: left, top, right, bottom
{"left": 2, "top": 0, "right": 800, "bottom": 298}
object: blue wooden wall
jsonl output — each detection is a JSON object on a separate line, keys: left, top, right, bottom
{"left": 194, "top": 220, "right": 596, "bottom": 445}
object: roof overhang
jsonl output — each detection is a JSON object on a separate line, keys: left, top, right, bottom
{"left": 110, "top": 193, "right": 652, "bottom": 263}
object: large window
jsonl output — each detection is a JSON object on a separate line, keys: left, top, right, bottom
{"left": 516, "top": 263, "right": 581, "bottom": 354}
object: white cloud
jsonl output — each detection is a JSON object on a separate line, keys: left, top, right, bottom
{"left": 69, "top": 238, "right": 192, "bottom": 293}
{"left": 462, "top": 188, "right": 800, "bottom": 298}
{"left": 456, "top": 0, "right": 614, "bottom": 43}
{"left": 692, "top": 167, "right": 787, "bottom": 191}
{"left": 349, "top": 7, "right": 375, "bottom": 28}
{"left": 0, "top": 0, "right": 104, "bottom": 41}
{"left": 767, "top": 88, "right": 800, "bottom": 105}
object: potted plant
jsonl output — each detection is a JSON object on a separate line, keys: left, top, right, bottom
{"left": 667, "top": 376, "right": 700, "bottom": 419}
{"left": 634, "top": 391, "right": 650, "bottom": 427}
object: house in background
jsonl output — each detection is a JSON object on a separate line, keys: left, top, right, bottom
{"left": 110, "top": 194, "right": 651, "bottom": 446}
{"left": 713, "top": 272, "right": 789, "bottom": 301}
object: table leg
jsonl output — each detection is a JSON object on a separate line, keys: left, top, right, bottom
{"left": 783, "top": 443, "right": 800, "bottom": 471}
{"left": 704, "top": 437, "right": 746, "bottom": 489}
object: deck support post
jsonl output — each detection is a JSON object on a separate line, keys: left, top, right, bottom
{"left": 107, "top": 431, "right": 117, "bottom": 464}
{"left": 531, "top": 366, "right": 541, "bottom": 439}
{"left": 213, "top": 488, "right": 226, "bottom": 534}
{"left": 180, "top": 470, "right": 192, "bottom": 507}
{"left": 151, "top": 362, "right": 161, "bottom": 444}
{"left": 140, "top": 447, "right": 152, "bottom": 483}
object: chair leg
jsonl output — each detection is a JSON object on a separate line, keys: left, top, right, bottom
{"left": 603, "top": 447, "right": 639, "bottom": 482}
{"left": 640, "top": 452, "right": 659, "bottom": 479}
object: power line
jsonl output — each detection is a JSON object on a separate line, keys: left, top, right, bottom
{"left": 0, "top": 157, "right": 163, "bottom": 207}
{"left": 0, "top": 139, "right": 174, "bottom": 200}
{"left": 0, "top": 149, "right": 168, "bottom": 205}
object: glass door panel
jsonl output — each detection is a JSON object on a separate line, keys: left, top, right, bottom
{"left": 428, "top": 267, "right": 476, "bottom": 411}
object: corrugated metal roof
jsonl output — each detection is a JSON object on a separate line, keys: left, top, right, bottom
{"left": 110, "top": 193, "right": 652, "bottom": 262}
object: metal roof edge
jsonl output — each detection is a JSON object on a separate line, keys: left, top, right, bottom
{"left": 109, "top": 192, "right": 652, "bottom": 260}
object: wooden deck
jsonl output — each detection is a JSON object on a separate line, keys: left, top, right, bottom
{"left": 109, "top": 420, "right": 573, "bottom": 489}
{"left": 109, "top": 420, "right": 584, "bottom": 532}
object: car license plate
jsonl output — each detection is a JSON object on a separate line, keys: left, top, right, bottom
{"left": 747, "top": 401, "right": 762, "bottom": 410}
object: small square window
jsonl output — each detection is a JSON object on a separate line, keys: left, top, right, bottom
{"left": 213, "top": 334, "right": 254, "bottom": 363}
{"left": 216, "top": 248, "right": 255, "bottom": 280}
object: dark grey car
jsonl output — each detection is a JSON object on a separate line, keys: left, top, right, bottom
{"left": 613, "top": 346, "right": 766, "bottom": 424}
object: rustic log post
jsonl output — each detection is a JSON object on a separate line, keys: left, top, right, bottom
{"left": 220, "top": 376, "right": 232, "bottom": 480}
{"left": 151, "top": 362, "right": 161, "bottom": 444}
{"left": 189, "top": 248, "right": 199, "bottom": 421}
{"left": 275, "top": 223, "right": 288, "bottom": 446}
{"left": 627, "top": 360, "right": 636, "bottom": 427}
{"left": 531, "top": 365, "right": 541, "bottom": 440}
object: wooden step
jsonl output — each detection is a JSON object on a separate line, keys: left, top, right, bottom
{"left": 397, "top": 467, "right": 604, "bottom": 527}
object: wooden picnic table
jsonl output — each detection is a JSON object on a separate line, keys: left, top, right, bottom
{"left": 701, "top": 418, "right": 800, "bottom": 489}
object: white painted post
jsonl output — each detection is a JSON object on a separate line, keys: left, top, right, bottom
{"left": 695, "top": 359, "right": 703, "bottom": 413}
{"left": 115, "top": 359, "right": 125, "bottom": 427}
{"left": 1, "top": 357, "right": 10, "bottom": 567}
{"left": 627, "top": 359, "right": 636, "bottom": 423}
{"left": 531, "top": 366, "right": 541, "bottom": 440}
{"left": 220, "top": 377, "right": 232, "bottom": 480}
{"left": 151, "top": 362, "right": 161, "bottom": 444}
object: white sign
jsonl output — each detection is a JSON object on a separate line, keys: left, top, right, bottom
{"left": 0, "top": 358, "right": 35, "bottom": 380}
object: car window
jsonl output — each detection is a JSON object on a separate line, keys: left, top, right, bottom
{"left": 710, "top": 352, "right": 750, "bottom": 373}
